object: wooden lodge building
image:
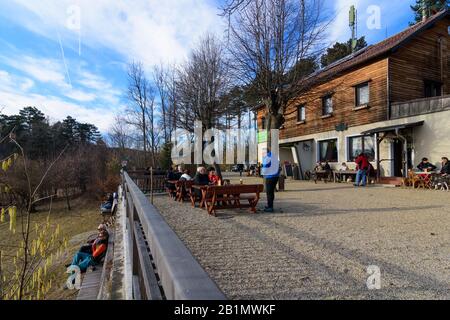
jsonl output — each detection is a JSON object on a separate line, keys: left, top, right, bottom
{"left": 256, "top": 9, "right": 450, "bottom": 181}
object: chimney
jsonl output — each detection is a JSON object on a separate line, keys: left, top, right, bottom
{"left": 422, "top": 0, "right": 428, "bottom": 22}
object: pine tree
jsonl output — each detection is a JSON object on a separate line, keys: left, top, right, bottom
{"left": 321, "top": 37, "right": 367, "bottom": 68}
{"left": 410, "top": 0, "right": 449, "bottom": 24}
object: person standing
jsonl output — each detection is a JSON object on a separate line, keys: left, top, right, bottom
{"left": 440, "top": 157, "right": 450, "bottom": 176}
{"left": 354, "top": 153, "right": 370, "bottom": 187}
{"left": 262, "top": 150, "right": 280, "bottom": 213}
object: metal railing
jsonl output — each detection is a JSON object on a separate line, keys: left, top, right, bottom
{"left": 390, "top": 95, "right": 450, "bottom": 119}
{"left": 121, "top": 171, "right": 226, "bottom": 300}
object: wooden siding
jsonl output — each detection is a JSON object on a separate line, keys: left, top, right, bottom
{"left": 390, "top": 17, "right": 450, "bottom": 102}
{"left": 256, "top": 58, "right": 388, "bottom": 140}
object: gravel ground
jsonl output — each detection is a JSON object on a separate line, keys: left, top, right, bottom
{"left": 153, "top": 174, "right": 449, "bottom": 300}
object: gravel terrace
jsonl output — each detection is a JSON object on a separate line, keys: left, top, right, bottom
{"left": 152, "top": 174, "right": 449, "bottom": 300}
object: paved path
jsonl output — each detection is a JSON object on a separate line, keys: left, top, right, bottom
{"left": 153, "top": 178, "right": 449, "bottom": 300}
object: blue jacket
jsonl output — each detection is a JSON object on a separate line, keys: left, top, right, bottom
{"left": 262, "top": 151, "right": 280, "bottom": 178}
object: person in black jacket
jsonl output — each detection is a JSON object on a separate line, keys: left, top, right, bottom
{"left": 441, "top": 157, "right": 450, "bottom": 176}
{"left": 193, "top": 166, "right": 210, "bottom": 199}
{"left": 417, "top": 158, "right": 437, "bottom": 172}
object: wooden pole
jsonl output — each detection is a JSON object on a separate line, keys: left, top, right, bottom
{"left": 150, "top": 167, "right": 154, "bottom": 204}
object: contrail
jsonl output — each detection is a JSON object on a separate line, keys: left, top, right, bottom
{"left": 57, "top": 31, "right": 72, "bottom": 89}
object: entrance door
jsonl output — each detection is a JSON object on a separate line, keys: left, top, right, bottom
{"left": 393, "top": 139, "right": 404, "bottom": 177}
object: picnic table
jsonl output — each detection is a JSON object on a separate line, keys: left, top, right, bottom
{"left": 333, "top": 170, "right": 357, "bottom": 183}
{"left": 166, "top": 180, "right": 196, "bottom": 202}
{"left": 415, "top": 171, "right": 435, "bottom": 189}
{"left": 311, "top": 170, "right": 333, "bottom": 183}
{"left": 191, "top": 184, "right": 264, "bottom": 216}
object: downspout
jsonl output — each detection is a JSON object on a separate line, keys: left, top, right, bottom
{"left": 387, "top": 57, "right": 391, "bottom": 120}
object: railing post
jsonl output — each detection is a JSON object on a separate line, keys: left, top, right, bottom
{"left": 150, "top": 167, "right": 154, "bottom": 205}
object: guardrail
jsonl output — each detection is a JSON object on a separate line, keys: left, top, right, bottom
{"left": 121, "top": 171, "right": 226, "bottom": 300}
{"left": 390, "top": 95, "right": 450, "bottom": 119}
{"left": 127, "top": 170, "right": 166, "bottom": 194}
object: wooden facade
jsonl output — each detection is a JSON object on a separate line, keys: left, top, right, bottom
{"left": 256, "top": 13, "right": 450, "bottom": 141}
{"left": 279, "top": 58, "right": 388, "bottom": 140}
{"left": 390, "top": 18, "right": 450, "bottom": 103}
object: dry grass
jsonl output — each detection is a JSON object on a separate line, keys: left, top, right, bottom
{"left": 0, "top": 196, "right": 103, "bottom": 300}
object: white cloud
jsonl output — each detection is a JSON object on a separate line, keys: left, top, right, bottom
{"left": 0, "top": 58, "right": 121, "bottom": 131}
{"left": 0, "top": 88, "right": 116, "bottom": 132}
{"left": 1, "top": 55, "right": 69, "bottom": 88}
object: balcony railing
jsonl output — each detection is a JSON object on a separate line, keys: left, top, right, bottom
{"left": 390, "top": 95, "right": 450, "bottom": 119}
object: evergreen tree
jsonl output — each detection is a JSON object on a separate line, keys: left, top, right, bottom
{"left": 410, "top": 0, "right": 448, "bottom": 25}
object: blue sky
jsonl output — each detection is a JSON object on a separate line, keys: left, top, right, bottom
{"left": 0, "top": 0, "right": 416, "bottom": 132}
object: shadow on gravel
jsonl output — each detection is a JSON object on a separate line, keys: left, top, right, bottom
{"left": 242, "top": 217, "right": 450, "bottom": 298}
{"left": 254, "top": 201, "right": 444, "bottom": 218}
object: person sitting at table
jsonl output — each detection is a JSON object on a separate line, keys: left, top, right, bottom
{"left": 208, "top": 167, "right": 220, "bottom": 185}
{"left": 337, "top": 162, "right": 349, "bottom": 182}
{"left": 313, "top": 162, "right": 323, "bottom": 172}
{"left": 440, "top": 157, "right": 450, "bottom": 176}
{"left": 166, "top": 167, "right": 178, "bottom": 198}
{"left": 339, "top": 162, "right": 349, "bottom": 171}
{"left": 193, "top": 166, "right": 210, "bottom": 199}
{"left": 417, "top": 158, "right": 437, "bottom": 172}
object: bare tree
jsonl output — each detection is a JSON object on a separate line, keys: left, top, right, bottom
{"left": 176, "top": 34, "right": 230, "bottom": 132}
{"left": 126, "top": 62, "right": 153, "bottom": 165}
{"left": 153, "top": 64, "right": 174, "bottom": 144}
{"left": 107, "top": 115, "right": 135, "bottom": 150}
{"left": 224, "top": 0, "right": 329, "bottom": 148}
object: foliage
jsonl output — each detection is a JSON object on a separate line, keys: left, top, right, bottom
{"left": 320, "top": 37, "right": 367, "bottom": 68}
{"left": 0, "top": 146, "right": 67, "bottom": 300}
{"left": 410, "top": 0, "right": 448, "bottom": 24}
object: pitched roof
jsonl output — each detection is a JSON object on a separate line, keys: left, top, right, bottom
{"left": 309, "top": 8, "right": 449, "bottom": 82}
{"left": 252, "top": 9, "right": 449, "bottom": 111}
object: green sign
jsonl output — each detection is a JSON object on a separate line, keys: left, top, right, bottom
{"left": 258, "top": 131, "right": 268, "bottom": 143}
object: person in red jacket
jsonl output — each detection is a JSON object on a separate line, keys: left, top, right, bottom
{"left": 208, "top": 167, "right": 220, "bottom": 185}
{"left": 68, "top": 230, "right": 109, "bottom": 273}
{"left": 355, "top": 153, "right": 370, "bottom": 187}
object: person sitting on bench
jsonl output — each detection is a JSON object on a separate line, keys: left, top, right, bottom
{"left": 208, "top": 167, "right": 220, "bottom": 185}
{"left": 67, "top": 229, "right": 109, "bottom": 273}
{"left": 100, "top": 194, "right": 114, "bottom": 212}
{"left": 180, "top": 169, "right": 192, "bottom": 181}
{"left": 193, "top": 166, "right": 210, "bottom": 199}
{"left": 417, "top": 158, "right": 437, "bottom": 172}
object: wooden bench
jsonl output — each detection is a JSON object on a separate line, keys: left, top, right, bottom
{"left": 77, "top": 230, "right": 114, "bottom": 300}
{"left": 312, "top": 170, "right": 333, "bottom": 184}
{"left": 202, "top": 184, "right": 264, "bottom": 216}
{"left": 175, "top": 180, "right": 194, "bottom": 202}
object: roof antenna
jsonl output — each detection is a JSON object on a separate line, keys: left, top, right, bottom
{"left": 349, "top": 5, "right": 358, "bottom": 53}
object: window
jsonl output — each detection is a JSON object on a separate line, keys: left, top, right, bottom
{"left": 297, "top": 105, "right": 306, "bottom": 122}
{"left": 424, "top": 80, "right": 442, "bottom": 98}
{"left": 319, "top": 139, "right": 338, "bottom": 162}
{"left": 322, "top": 95, "right": 333, "bottom": 116}
{"left": 355, "top": 82, "right": 370, "bottom": 106}
{"left": 348, "top": 135, "right": 375, "bottom": 161}
{"left": 261, "top": 117, "right": 266, "bottom": 130}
